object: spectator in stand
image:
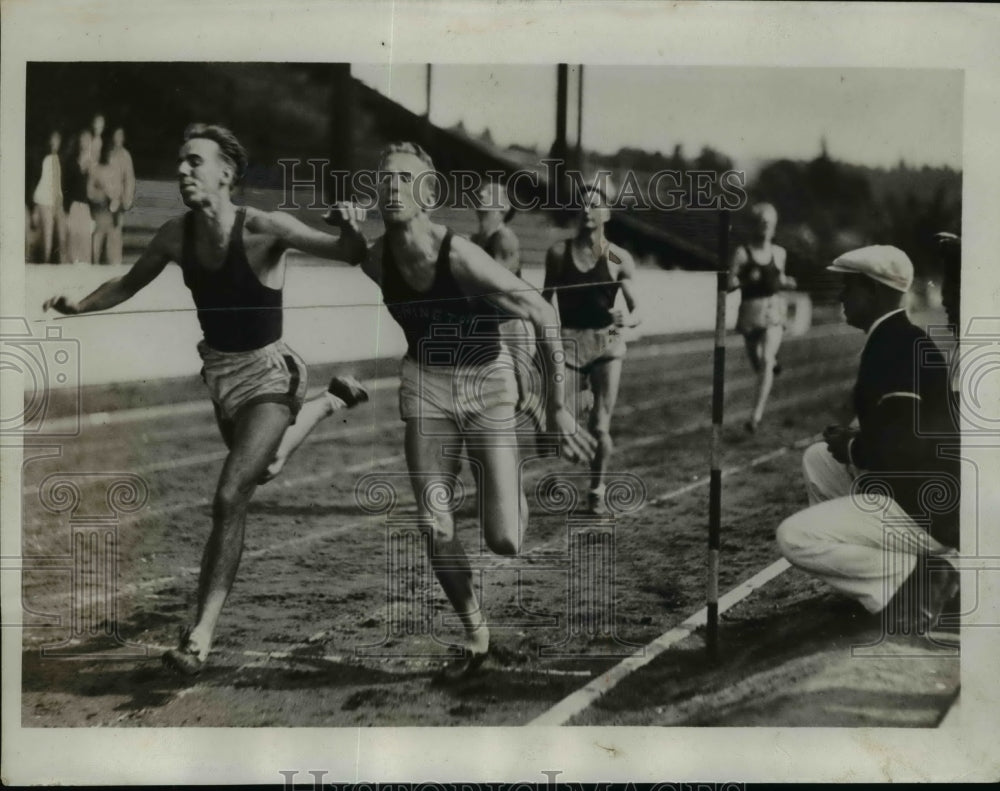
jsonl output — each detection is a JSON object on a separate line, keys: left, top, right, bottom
{"left": 106, "top": 127, "right": 137, "bottom": 264}
{"left": 89, "top": 130, "right": 136, "bottom": 265}
{"left": 88, "top": 113, "right": 106, "bottom": 169}
{"left": 31, "top": 130, "right": 65, "bottom": 263}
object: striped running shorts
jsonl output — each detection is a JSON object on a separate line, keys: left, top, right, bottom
{"left": 197, "top": 339, "right": 308, "bottom": 423}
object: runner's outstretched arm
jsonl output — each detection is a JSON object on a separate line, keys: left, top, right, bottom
{"left": 44, "top": 220, "right": 176, "bottom": 314}
{"left": 452, "top": 236, "right": 596, "bottom": 464}
{"left": 257, "top": 204, "right": 368, "bottom": 264}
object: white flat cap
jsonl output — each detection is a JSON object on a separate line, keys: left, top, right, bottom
{"left": 827, "top": 245, "right": 913, "bottom": 292}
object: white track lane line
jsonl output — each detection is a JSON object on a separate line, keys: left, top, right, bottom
{"left": 32, "top": 435, "right": 822, "bottom": 718}
{"left": 23, "top": 385, "right": 832, "bottom": 613}
{"left": 522, "top": 432, "right": 823, "bottom": 726}
{"left": 21, "top": 354, "right": 855, "bottom": 496}
{"left": 627, "top": 380, "right": 846, "bottom": 450}
{"left": 154, "top": 449, "right": 820, "bottom": 713}
{"left": 352, "top": 438, "right": 808, "bottom": 647}
{"left": 38, "top": 323, "right": 852, "bottom": 434}
{"left": 151, "top": 643, "right": 590, "bottom": 679}
{"left": 22, "top": 338, "right": 846, "bottom": 639}
{"left": 48, "top": 386, "right": 398, "bottom": 451}
{"left": 142, "top": 641, "right": 589, "bottom": 679}
{"left": 527, "top": 558, "right": 792, "bottom": 726}
{"left": 20, "top": 423, "right": 399, "bottom": 497}
{"left": 30, "top": 325, "right": 857, "bottom": 720}
{"left": 109, "top": 641, "right": 592, "bottom": 720}
{"left": 617, "top": 352, "right": 855, "bottom": 417}
{"left": 58, "top": 326, "right": 853, "bottom": 452}
{"left": 39, "top": 375, "right": 401, "bottom": 434}
{"left": 626, "top": 321, "right": 849, "bottom": 362}
{"left": 23, "top": 453, "right": 405, "bottom": 610}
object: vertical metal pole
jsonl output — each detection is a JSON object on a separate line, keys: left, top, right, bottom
{"left": 328, "top": 64, "right": 354, "bottom": 203}
{"left": 546, "top": 64, "right": 571, "bottom": 224}
{"left": 422, "top": 64, "right": 434, "bottom": 151}
{"left": 575, "top": 64, "right": 584, "bottom": 168}
{"left": 425, "top": 64, "right": 433, "bottom": 121}
{"left": 707, "top": 209, "right": 730, "bottom": 659}
{"left": 553, "top": 64, "right": 569, "bottom": 160}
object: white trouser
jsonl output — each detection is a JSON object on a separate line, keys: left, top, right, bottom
{"left": 776, "top": 442, "right": 954, "bottom": 613}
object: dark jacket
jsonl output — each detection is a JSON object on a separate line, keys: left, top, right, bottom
{"left": 850, "top": 309, "right": 960, "bottom": 548}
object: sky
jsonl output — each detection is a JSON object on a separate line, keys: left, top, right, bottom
{"left": 352, "top": 64, "right": 963, "bottom": 172}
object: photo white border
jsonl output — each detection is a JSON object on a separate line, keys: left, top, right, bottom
{"left": 2, "top": 0, "right": 999, "bottom": 784}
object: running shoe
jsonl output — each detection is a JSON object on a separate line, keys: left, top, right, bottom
{"left": 162, "top": 627, "right": 205, "bottom": 677}
{"left": 586, "top": 488, "right": 609, "bottom": 515}
{"left": 433, "top": 645, "right": 489, "bottom": 684}
{"left": 327, "top": 375, "right": 369, "bottom": 408}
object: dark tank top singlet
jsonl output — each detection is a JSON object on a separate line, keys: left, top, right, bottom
{"left": 382, "top": 230, "right": 501, "bottom": 366}
{"left": 179, "top": 208, "right": 283, "bottom": 352}
{"left": 554, "top": 242, "right": 622, "bottom": 330}
{"left": 739, "top": 245, "right": 782, "bottom": 300}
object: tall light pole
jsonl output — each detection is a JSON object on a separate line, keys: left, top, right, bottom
{"left": 423, "top": 64, "right": 434, "bottom": 149}
{"left": 328, "top": 63, "right": 354, "bottom": 203}
{"left": 551, "top": 63, "right": 569, "bottom": 162}
{"left": 425, "top": 64, "right": 433, "bottom": 121}
{"left": 575, "top": 64, "right": 584, "bottom": 169}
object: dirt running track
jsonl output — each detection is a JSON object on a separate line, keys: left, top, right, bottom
{"left": 19, "top": 321, "right": 959, "bottom": 727}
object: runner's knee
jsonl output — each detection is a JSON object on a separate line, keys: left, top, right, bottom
{"left": 214, "top": 480, "right": 253, "bottom": 518}
{"left": 588, "top": 405, "right": 612, "bottom": 434}
{"left": 485, "top": 529, "right": 520, "bottom": 557}
{"left": 419, "top": 510, "right": 455, "bottom": 543}
{"left": 482, "top": 500, "right": 523, "bottom": 556}
{"left": 590, "top": 423, "right": 613, "bottom": 455}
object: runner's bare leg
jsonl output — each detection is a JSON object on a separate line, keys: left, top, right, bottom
{"left": 465, "top": 404, "right": 527, "bottom": 556}
{"left": 588, "top": 357, "right": 623, "bottom": 494}
{"left": 187, "top": 401, "right": 292, "bottom": 656}
{"left": 751, "top": 324, "right": 783, "bottom": 425}
{"left": 404, "top": 417, "right": 489, "bottom": 654}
